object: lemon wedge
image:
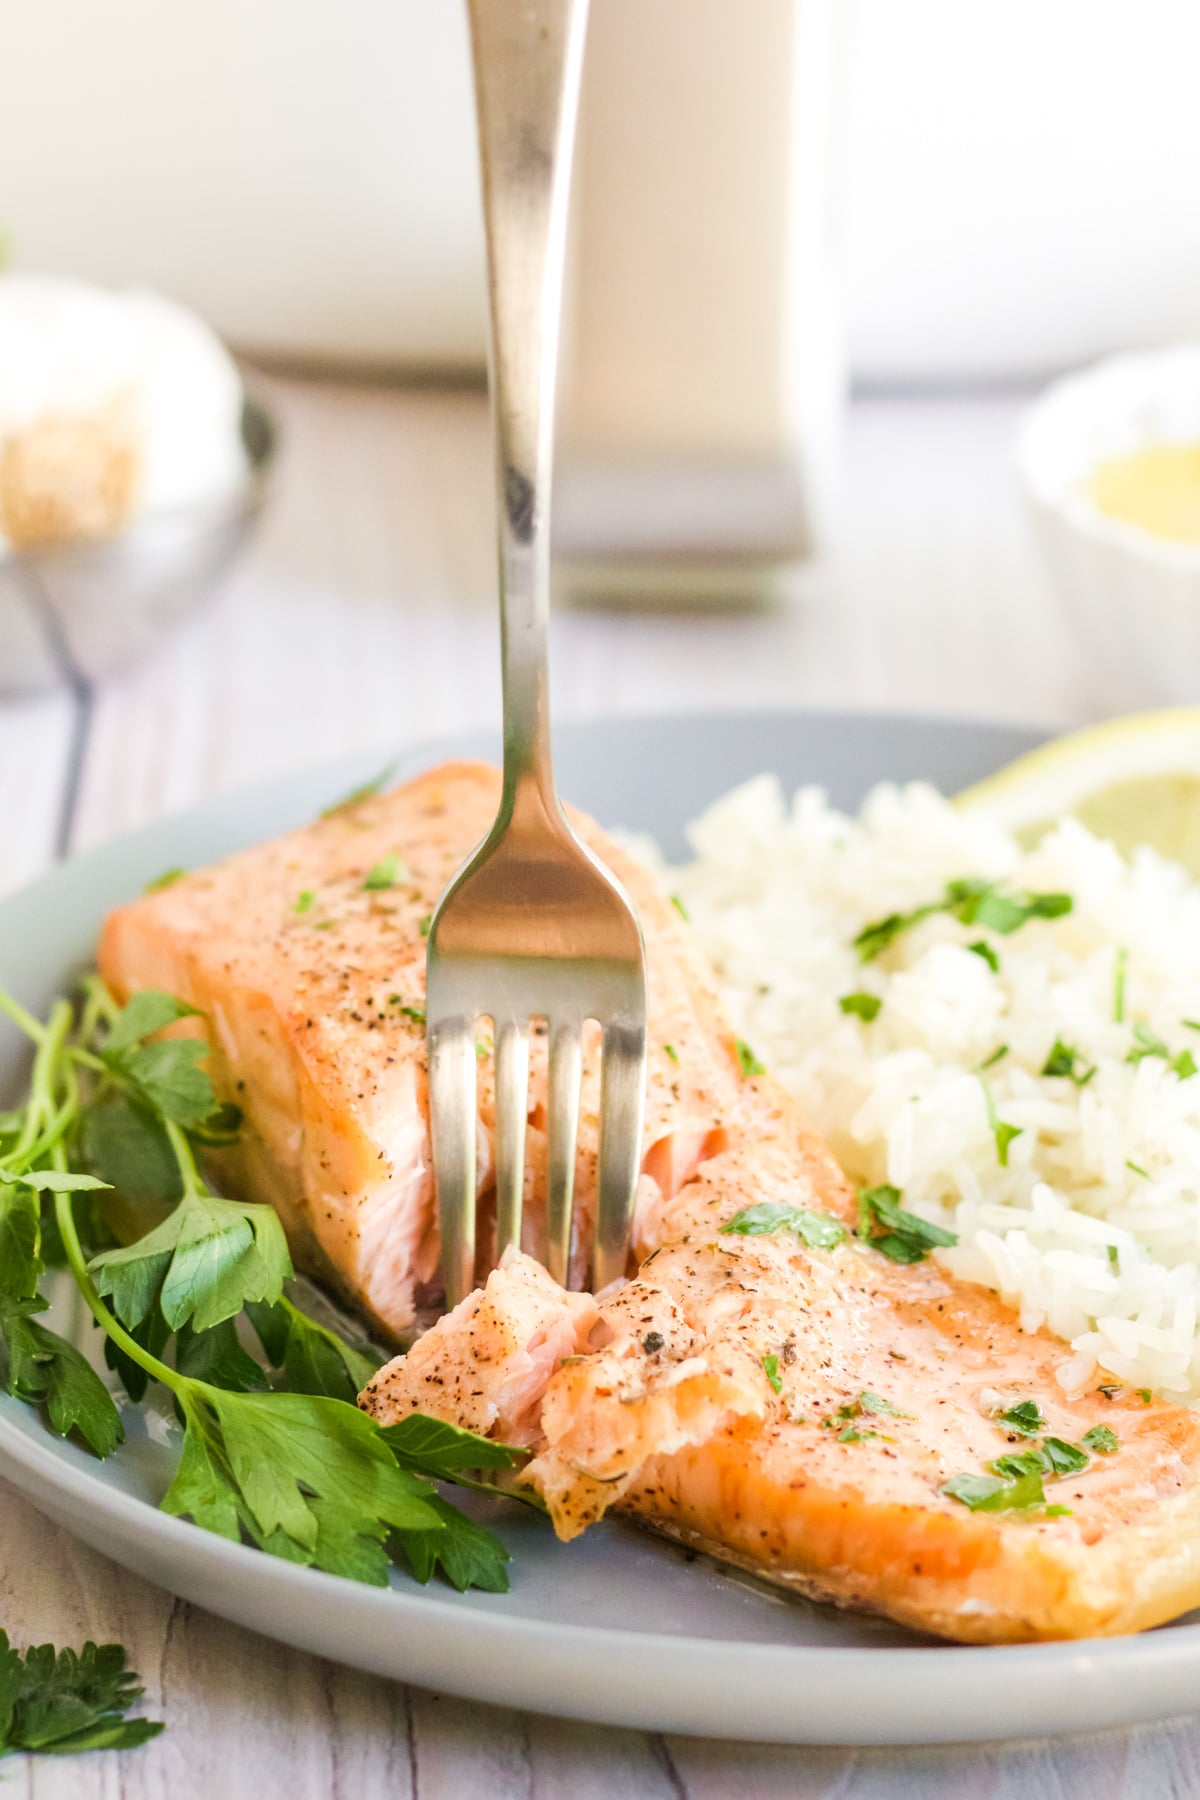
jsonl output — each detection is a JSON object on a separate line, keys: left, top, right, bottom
{"left": 956, "top": 710, "right": 1200, "bottom": 874}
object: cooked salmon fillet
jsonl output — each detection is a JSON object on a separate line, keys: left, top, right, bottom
{"left": 362, "top": 1151, "right": 1200, "bottom": 1644}
{"left": 98, "top": 761, "right": 735, "bottom": 1339}
{"left": 102, "top": 756, "right": 1200, "bottom": 1640}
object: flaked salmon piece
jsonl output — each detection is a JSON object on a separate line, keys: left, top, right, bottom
{"left": 98, "top": 761, "right": 738, "bottom": 1339}
{"left": 362, "top": 1127, "right": 1200, "bottom": 1644}
{"left": 389, "top": 1249, "right": 599, "bottom": 1448}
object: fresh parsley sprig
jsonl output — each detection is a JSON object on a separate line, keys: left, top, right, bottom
{"left": 55, "top": 1186, "right": 511, "bottom": 1592}
{"left": 0, "top": 980, "right": 525, "bottom": 1594}
{"left": 0, "top": 1000, "right": 123, "bottom": 1457}
{"left": 89, "top": 1125, "right": 291, "bottom": 1336}
{"left": 0, "top": 1628, "right": 163, "bottom": 1758}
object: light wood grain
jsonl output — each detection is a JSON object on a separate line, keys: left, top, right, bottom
{"left": 0, "top": 691, "right": 76, "bottom": 897}
{"left": 2, "top": 374, "right": 1197, "bottom": 1796}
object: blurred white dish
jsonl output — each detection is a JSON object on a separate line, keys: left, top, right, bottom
{"left": 1017, "top": 346, "right": 1200, "bottom": 703}
{"left": 0, "top": 274, "right": 268, "bottom": 692}
{"left": 0, "top": 398, "right": 272, "bottom": 694}
{"left": 0, "top": 274, "right": 247, "bottom": 554}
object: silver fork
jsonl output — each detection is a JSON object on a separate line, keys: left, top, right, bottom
{"left": 426, "top": 0, "right": 648, "bottom": 1308}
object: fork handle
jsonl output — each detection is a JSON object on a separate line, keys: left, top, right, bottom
{"left": 467, "top": 0, "right": 588, "bottom": 824}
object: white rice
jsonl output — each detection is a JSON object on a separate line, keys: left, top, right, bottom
{"left": 666, "top": 776, "right": 1200, "bottom": 1401}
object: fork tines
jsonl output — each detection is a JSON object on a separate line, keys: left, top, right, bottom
{"left": 428, "top": 961, "right": 646, "bottom": 1307}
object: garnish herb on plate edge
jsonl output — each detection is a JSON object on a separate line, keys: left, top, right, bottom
{"left": 0, "top": 979, "right": 527, "bottom": 1593}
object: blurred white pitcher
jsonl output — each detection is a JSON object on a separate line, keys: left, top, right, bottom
{"left": 555, "top": 0, "right": 844, "bottom": 606}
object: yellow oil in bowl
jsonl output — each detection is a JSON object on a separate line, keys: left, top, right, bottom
{"left": 1086, "top": 444, "right": 1200, "bottom": 545}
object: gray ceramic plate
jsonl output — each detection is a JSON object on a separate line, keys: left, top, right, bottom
{"left": 5, "top": 709, "right": 1200, "bottom": 1745}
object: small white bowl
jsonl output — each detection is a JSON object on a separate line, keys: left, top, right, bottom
{"left": 0, "top": 399, "right": 274, "bottom": 694}
{"left": 1017, "top": 346, "right": 1200, "bottom": 703}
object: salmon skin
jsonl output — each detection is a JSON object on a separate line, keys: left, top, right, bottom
{"left": 101, "top": 758, "right": 1200, "bottom": 1641}
{"left": 99, "top": 761, "right": 736, "bottom": 1340}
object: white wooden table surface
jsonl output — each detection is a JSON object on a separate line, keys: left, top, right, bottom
{"left": 1, "top": 373, "right": 1192, "bottom": 1797}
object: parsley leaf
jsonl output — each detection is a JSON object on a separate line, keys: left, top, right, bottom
{"left": 391, "top": 1493, "right": 513, "bottom": 1593}
{"left": 0, "top": 1182, "right": 123, "bottom": 1457}
{"left": 173, "top": 1318, "right": 270, "bottom": 1394}
{"left": 1082, "top": 1424, "right": 1119, "bottom": 1454}
{"left": 103, "top": 990, "right": 197, "bottom": 1055}
{"left": 418, "top": 914, "right": 432, "bottom": 938}
{"left": 143, "top": 867, "right": 186, "bottom": 894}
{"left": 1041, "top": 1435, "right": 1089, "bottom": 1476}
{"left": 0, "top": 1301, "right": 125, "bottom": 1457}
{"left": 663, "top": 1042, "right": 679, "bottom": 1065}
{"left": 0, "top": 1628, "right": 163, "bottom": 1758}
{"left": 967, "top": 939, "right": 1000, "bottom": 973}
{"left": 719, "top": 1201, "right": 846, "bottom": 1250}
{"left": 0, "top": 1168, "right": 109, "bottom": 1194}
{"left": 853, "top": 903, "right": 941, "bottom": 963}
{"left": 1041, "top": 1039, "right": 1096, "bottom": 1085}
{"left": 1127, "top": 1022, "right": 1198, "bottom": 1080}
{"left": 113, "top": 1041, "right": 216, "bottom": 1129}
{"left": 734, "top": 1038, "right": 765, "bottom": 1078}
{"left": 857, "top": 1389, "right": 913, "bottom": 1419}
{"left": 989, "top": 1448, "right": 1049, "bottom": 1481}
{"left": 856, "top": 1185, "right": 957, "bottom": 1263}
{"left": 855, "top": 880, "right": 1072, "bottom": 964}
{"left": 163, "top": 1388, "right": 443, "bottom": 1584}
{"left": 670, "top": 894, "right": 691, "bottom": 923}
{"left": 0, "top": 1183, "right": 39, "bottom": 1300}
{"left": 945, "top": 881, "right": 1072, "bottom": 932}
{"left": 90, "top": 1189, "right": 292, "bottom": 1334}
{"left": 839, "top": 992, "right": 882, "bottom": 1022}
{"left": 1128, "top": 1021, "right": 1169, "bottom": 1065}
{"left": 97, "top": 990, "right": 218, "bottom": 1130}
{"left": 247, "top": 1295, "right": 380, "bottom": 1404}
{"left": 79, "top": 1092, "right": 181, "bottom": 1206}
{"left": 942, "top": 1470, "right": 1046, "bottom": 1511}
{"left": 979, "top": 1076, "right": 1023, "bottom": 1167}
{"left": 762, "top": 1353, "right": 783, "bottom": 1394}
{"left": 363, "top": 854, "right": 405, "bottom": 892}
{"left": 381, "top": 1413, "right": 528, "bottom": 1482}
{"left": 294, "top": 889, "right": 316, "bottom": 914}
{"left": 997, "top": 1399, "right": 1044, "bottom": 1437}
{"left": 1114, "top": 947, "right": 1128, "bottom": 1023}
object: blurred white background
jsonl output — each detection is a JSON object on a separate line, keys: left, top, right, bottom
{"left": 2, "top": 0, "right": 1197, "bottom": 385}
